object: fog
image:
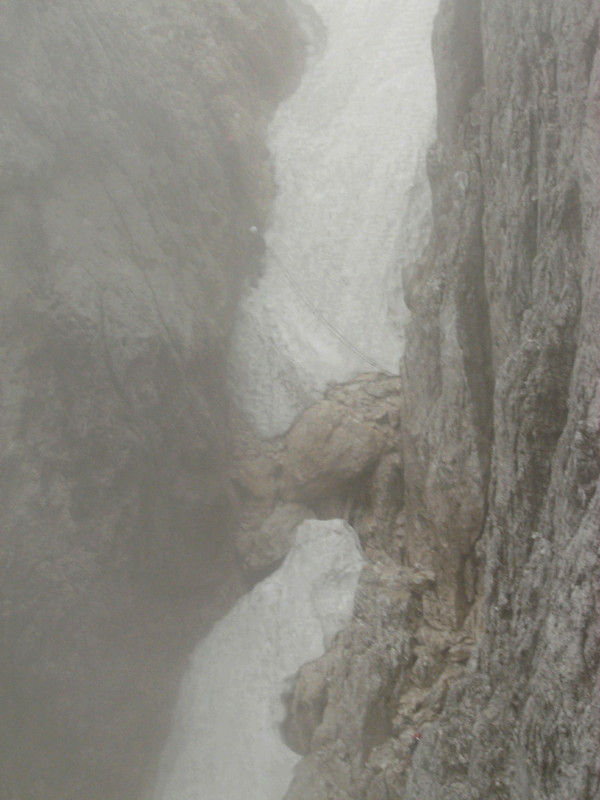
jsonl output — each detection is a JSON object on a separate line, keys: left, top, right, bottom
{"left": 229, "top": 0, "right": 439, "bottom": 437}
{"left": 155, "top": 1, "right": 439, "bottom": 796}
{"left": 1, "top": 0, "right": 443, "bottom": 797}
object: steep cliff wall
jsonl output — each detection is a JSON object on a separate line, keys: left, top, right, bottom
{"left": 282, "top": 1, "right": 600, "bottom": 798}
{"left": 0, "top": 2, "right": 302, "bottom": 798}
{"left": 405, "top": 1, "right": 600, "bottom": 797}
{"left": 401, "top": 0, "right": 492, "bottom": 631}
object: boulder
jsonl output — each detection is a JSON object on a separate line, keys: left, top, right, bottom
{"left": 282, "top": 400, "right": 386, "bottom": 502}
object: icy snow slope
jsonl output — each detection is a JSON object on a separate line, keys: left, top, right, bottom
{"left": 229, "top": 0, "right": 439, "bottom": 437}
{"left": 153, "top": 520, "right": 365, "bottom": 800}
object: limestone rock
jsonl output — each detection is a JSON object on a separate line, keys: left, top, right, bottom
{"left": 401, "top": 0, "right": 600, "bottom": 798}
{"left": 282, "top": 561, "right": 472, "bottom": 800}
{"left": 0, "top": 2, "right": 303, "bottom": 798}
{"left": 233, "top": 373, "right": 406, "bottom": 589}
{"left": 281, "top": 379, "right": 398, "bottom": 503}
{"left": 284, "top": 1, "right": 600, "bottom": 798}
{"left": 282, "top": 651, "right": 333, "bottom": 756}
{"left": 235, "top": 502, "right": 315, "bottom": 576}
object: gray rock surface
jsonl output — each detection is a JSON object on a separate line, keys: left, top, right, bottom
{"left": 400, "top": 0, "right": 492, "bottom": 632}
{"left": 404, "top": 1, "right": 600, "bottom": 797}
{"left": 235, "top": 502, "right": 315, "bottom": 576}
{"left": 283, "top": 561, "right": 470, "bottom": 800}
{"left": 231, "top": 373, "right": 403, "bottom": 543}
{"left": 0, "top": 2, "right": 302, "bottom": 798}
{"left": 284, "top": 1, "right": 600, "bottom": 798}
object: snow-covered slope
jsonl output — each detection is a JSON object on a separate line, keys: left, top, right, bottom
{"left": 229, "top": 0, "right": 439, "bottom": 437}
{"left": 153, "top": 520, "right": 365, "bottom": 800}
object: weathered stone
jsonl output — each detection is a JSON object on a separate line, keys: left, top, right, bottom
{"left": 234, "top": 453, "right": 281, "bottom": 501}
{"left": 284, "top": 2, "right": 600, "bottom": 799}
{"left": 0, "top": 2, "right": 303, "bottom": 798}
{"left": 282, "top": 399, "right": 386, "bottom": 502}
{"left": 402, "top": 1, "right": 600, "bottom": 798}
{"left": 283, "top": 651, "right": 333, "bottom": 755}
{"left": 282, "top": 562, "right": 468, "bottom": 800}
{"left": 235, "top": 502, "right": 315, "bottom": 576}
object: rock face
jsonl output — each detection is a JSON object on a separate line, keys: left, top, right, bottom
{"left": 283, "top": 1, "right": 600, "bottom": 798}
{"left": 0, "top": 2, "right": 302, "bottom": 798}
{"left": 402, "top": 1, "right": 600, "bottom": 797}
{"left": 4, "top": 1, "right": 599, "bottom": 797}
{"left": 401, "top": 0, "right": 493, "bottom": 631}
{"left": 283, "top": 561, "right": 466, "bottom": 800}
{"left": 231, "top": 373, "right": 404, "bottom": 572}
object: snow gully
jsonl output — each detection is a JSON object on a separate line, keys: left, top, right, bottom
{"left": 229, "top": 0, "right": 439, "bottom": 437}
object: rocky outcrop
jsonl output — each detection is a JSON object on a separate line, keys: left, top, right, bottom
{"left": 231, "top": 373, "right": 404, "bottom": 573}
{"left": 283, "top": 0, "right": 600, "bottom": 798}
{"left": 283, "top": 561, "right": 473, "bottom": 800}
{"left": 281, "top": 389, "right": 389, "bottom": 504}
{"left": 403, "top": 2, "right": 600, "bottom": 797}
{"left": 0, "top": 2, "right": 302, "bottom": 798}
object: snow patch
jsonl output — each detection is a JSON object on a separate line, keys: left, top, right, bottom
{"left": 153, "top": 519, "right": 365, "bottom": 800}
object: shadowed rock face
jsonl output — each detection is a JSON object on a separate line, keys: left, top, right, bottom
{"left": 0, "top": 1, "right": 302, "bottom": 797}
